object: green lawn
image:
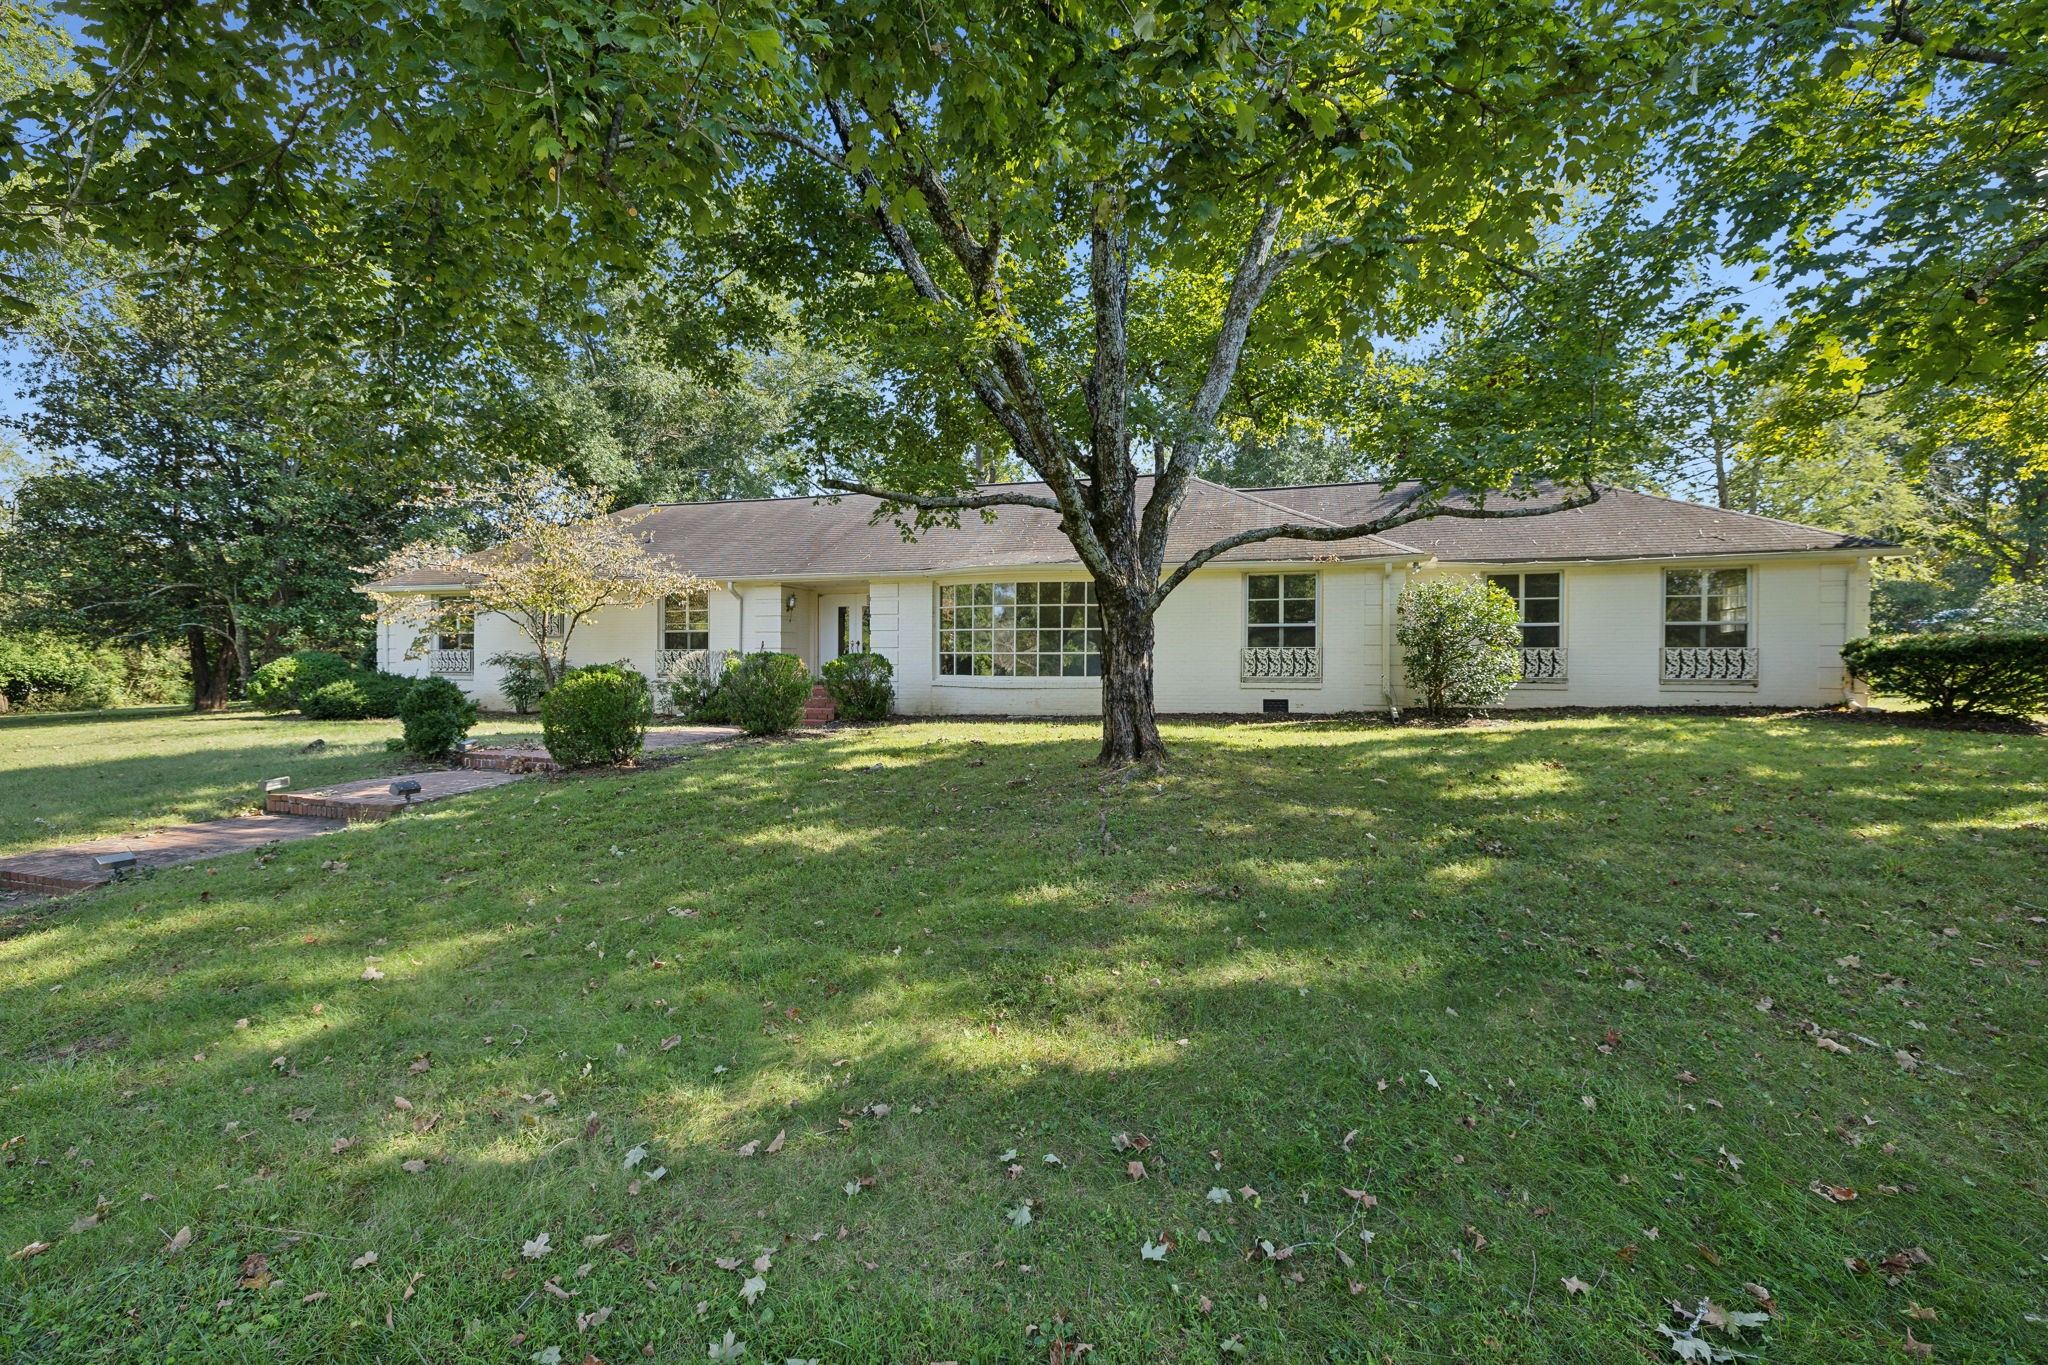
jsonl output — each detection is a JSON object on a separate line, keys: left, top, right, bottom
{"left": 2, "top": 713, "right": 2044, "bottom": 1363}
{"left": 0, "top": 706, "right": 544, "bottom": 856}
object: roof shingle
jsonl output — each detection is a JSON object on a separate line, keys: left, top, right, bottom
{"left": 365, "top": 478, "right": 1892, "bottom": 591}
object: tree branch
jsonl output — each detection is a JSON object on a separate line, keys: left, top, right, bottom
{"left": 819, "top": 478, "right": 1061, "bottom": 512}
{"left": 1883, "top": 4, "right": 2012, "bottom": 67}
{"left": 1964, "top": 226, "right": 2048, "bottom": 302}
{"left": 1141, "top": 198, "right": 1290, "bottom": 567}
{"left": 1148, "top": 484, "right": 1603, "bottom": 609}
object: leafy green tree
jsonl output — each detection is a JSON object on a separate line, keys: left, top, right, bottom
{"left": 8, "top": 3, "right": 1711, "bottom": 762}
{"left": 732, "top": 9, "right": 1705, "bottom": 762}
{"left": 1724, "top": 391, "right": 1926, "bottom": 542}
{"left": 540, "top": 308, "right": 849, "bottom": 505}
{"left": 0, "top": 282, "right": 423, "bottom": 708}
{"left": 1677, "top": 2, "right": 2045, "bottom": 405}
{"left": 1912, "top": 394, "right": 2048, "bottom": 587}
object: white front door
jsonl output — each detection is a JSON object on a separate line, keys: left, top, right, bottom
{"left": 818, "top": 593, "right": 870, "bottom": 662}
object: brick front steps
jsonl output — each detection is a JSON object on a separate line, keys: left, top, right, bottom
{"left": 803, "top": 684, "right": 838, "bottom": 728}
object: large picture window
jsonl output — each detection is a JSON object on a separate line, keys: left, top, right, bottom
{"left": 662, "top": 591, "right": 710, "bottom": 651}
{"left": 434, "top": 601, "right": 474, "bottom": 652}
{"left": 1664, "top": 567, "right": 1749, "bottom": 648}
{"left": 1486, "top": 572, "right": 1562, "bottom": 647}
{"left": 938, "top": 581, "right": 1100, "bottom": 677}
{"left": 1246, "top": 573, "right": 1318, "bottom": 649}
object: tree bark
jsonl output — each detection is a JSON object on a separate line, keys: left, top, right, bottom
{"left": 188, "top": 625, "right": 230, "bottom": 711}
{"left": 1096, "top": 591, "right": 1165, "bottom": 766}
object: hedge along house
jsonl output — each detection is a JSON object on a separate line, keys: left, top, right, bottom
{"left": 365, "top": 478, "right": 1897, "bottom": 716}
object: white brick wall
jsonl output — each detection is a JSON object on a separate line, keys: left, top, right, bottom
{"left": 1402, "top": 557, "right": 1869, "bottom": 710}
{"left": 378, "top": 555, "right": 1873, "bottom": 716}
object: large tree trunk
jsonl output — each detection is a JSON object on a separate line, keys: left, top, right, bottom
{"left": 188, "top": 626, "right": 230, "bottom": 712}
{"left": 1096, "top": 594, "right": 1165, "bottom": 767}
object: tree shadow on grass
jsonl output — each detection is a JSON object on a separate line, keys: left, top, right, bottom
{"left": 2, "top": 714, "right": 2044, "bottom": 1362}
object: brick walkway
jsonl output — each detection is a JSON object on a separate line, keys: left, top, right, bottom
{"left": 0, "top": 814, "right": 346, "bottom": 895}
{"left": 1, "top": 725, "right": 750, "bottom": 898}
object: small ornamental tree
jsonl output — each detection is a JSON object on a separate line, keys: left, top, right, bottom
{"left": 369, "top": 478, "right": 700, "bottom": 689}
{"left": 1397, "top": 580, "right": 1524, "bottom": 717}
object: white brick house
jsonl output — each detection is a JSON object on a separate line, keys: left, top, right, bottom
{"left": 367, "top": 478, "right": 1895, "bottom": 715}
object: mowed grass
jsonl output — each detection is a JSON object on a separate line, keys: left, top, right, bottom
{"left": 0, "top": 707, "right": 545, "bottom": 857}
{"left": 1, "top": 714, "right": 2044, "bottom": 1364}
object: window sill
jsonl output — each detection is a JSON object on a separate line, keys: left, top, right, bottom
{"left": 1238, "top": 680, "right": 1324, "bottom": 690}
{"left": 932, "top": 676, "right": 1100, "bottom": 687}
{"left": 1658, "top": 679, "right": 1758, "bottom": 689}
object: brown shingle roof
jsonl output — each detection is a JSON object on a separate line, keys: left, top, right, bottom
{"left": 365, "top": 479, "right": 1892, "bottom": 591}
{"left": 1247, "top": 483, "right": 1896, "bottom": 563}
{"left": 367, "top": 477, "right": 1413, "bottom": 589}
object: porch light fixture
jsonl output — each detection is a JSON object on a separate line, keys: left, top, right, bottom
{"left": 389, "top": 778, "right": 423, "bottom": 804}
{"left": 786, "top": 593, "right": 798, "bottom": 611}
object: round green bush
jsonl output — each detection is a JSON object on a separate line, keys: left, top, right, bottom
{"left": 540, "top": 664, "right": 653, "bottom": 766}
{"left": 721, "top": 651, "right": 812, "bottom": 736}
{"left": 1395, "top": 579, "right": 1522, "bottom": 716}
{"left": 300, "top": 676, "right": 372, "bottom": 720}
{"left": 247, "top": 650, "right": 354, "bottom": 711}
{"left": 821, "top": 651, "right": 894, "bottom": 722}
{"left": 398, "top": 676, "right": 479, "bottom": 758}
{"left": 1841, "top": 631, "right": 2048, "bottom": 717}
{"left": 357, "top": 671, "right": 416, "bottom": 719}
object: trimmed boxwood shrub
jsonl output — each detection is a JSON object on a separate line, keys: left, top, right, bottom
{"left": 540, "top": 664, "right": 653, "bottom": 766}
{"left": 1841, "top": 632, "right": 2048, "bottom": 717}
{"left": 821, "top": 651, "right": 894, "bottom": 722}
{"left": 300, "top": 676, "right": 372, "bottom": 720}
{"left": 398, "top": 675, "right": 478, "bottom": 758}
{"left": 720, "top": 651, "right": 812, "bottom": 735}
{"left": 247, "top": 650, "right": 355, "bottom": 711}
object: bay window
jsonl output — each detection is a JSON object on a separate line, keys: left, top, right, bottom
{"left": 938, "top": 581, "right": 1100, "bottom": 677}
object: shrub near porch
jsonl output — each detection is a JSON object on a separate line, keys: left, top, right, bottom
{"left": 1, "top": 716, "right": 2043, "bottom": 1363}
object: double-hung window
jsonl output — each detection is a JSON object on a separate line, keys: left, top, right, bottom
{"left": 1664, "top": 567, "right": 1749, "bottom": 648}
{"left": 1486, "top": 573, "right": 1562, "bottom": 647}
{"left": 1245, "top": 573, "right": 1318, "bottom": 649}
{"left": 434, "top": 601, "right": 474, "bottom": 653}
{"left": 938, "top": 581, "right": 1100, "bottom": 677}
{"left": 662, "top": 591, "right": 710, "bottom": 652}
